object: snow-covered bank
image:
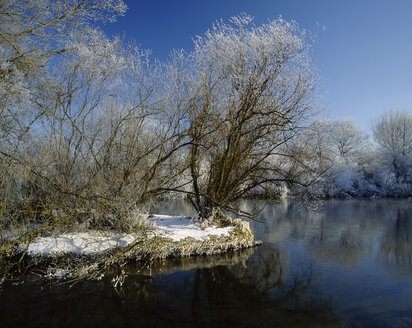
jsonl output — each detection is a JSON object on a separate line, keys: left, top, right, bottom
{"left": 24, "top": 215, "right": 257, "bottom": 257}
{"left": 26, "top": 231, "right": 137, "bottom": 255}
{"left": 11, "top": 214, "right": 260, "bottom": 280}
{"left": 147, "top": 216, "right": 233, "bottom": 242}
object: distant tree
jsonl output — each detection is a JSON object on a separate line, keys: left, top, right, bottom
{"left": 372, "top": 109, "right": 412, "bottom": 182}
{"left": 372, "top": 110, "right": 412, "bottom": 157}
{"left": 283, "top": 118, "right": 334, "bottom": 196}
{"left": 328, "top": 119, "right": 369, "bottom": 162}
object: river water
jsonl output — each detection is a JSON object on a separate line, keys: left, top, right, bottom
{"left": 1, "top": 199, "right": 412, "bottom": 327}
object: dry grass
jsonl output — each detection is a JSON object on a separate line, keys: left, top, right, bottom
{"left": 68, "top": 218, "right": 261, "bottom": 281}
{"left": 0, "top": 214, "right": 261, "bottom": 283}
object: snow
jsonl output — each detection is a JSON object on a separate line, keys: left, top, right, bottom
{"left": 148, "top": 215, "right": 233, "bottom": 242}
{"left": 26, "top": 231, "right": 136, "bottom": 255}
{"left": 24, "top": 215, "right": 234, "bottom": 256}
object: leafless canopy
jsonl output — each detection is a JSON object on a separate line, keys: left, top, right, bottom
{"left": 162, "top": 14, "right": 319, "bottom": 217}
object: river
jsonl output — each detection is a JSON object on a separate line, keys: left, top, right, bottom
{"left": 1, "top": 199, "right": 412, "bottom": 327}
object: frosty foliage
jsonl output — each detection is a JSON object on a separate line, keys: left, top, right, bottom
{"left": 0, "top": 0, "right": 127, "bottom": 82}
{"left": 298, "top": 111, "right": 412, "bottom": 198}
{"left": 329, "top": 119, "right": 369, "bottom": 162}
{"left": 372, "top": 110, "right": 412, "bottom": 158}
{"left": 190, "top": 13, "right": 315, "bottom": 121}
{"left": 162, "top": 14, "right": 320, "bottom": 217}
{"left": 0, "top": 0, "right": 128, "bottom": 149}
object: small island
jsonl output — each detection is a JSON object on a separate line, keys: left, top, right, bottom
{"left": 17, "top": 213, "right": 260, "bottom": 279}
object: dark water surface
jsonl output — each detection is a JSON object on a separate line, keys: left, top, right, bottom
{"left": 1, "top": 199, "right": 412, "bottom": 327}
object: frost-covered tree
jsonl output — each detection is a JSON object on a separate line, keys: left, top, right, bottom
{"left": 0, "top": 0, "right": 147, "bottom": 228}
{"left": 372, "top": 110, "right": 412, "bottom": 158}
{"left": 166, "top": 14, "right": 319, "bottom": 218}
{"left": 329, "top": 119, "right": 369, "bottom": 162}
{"left": 372, "top": 109, "right": 412, "bottom": 183}
{"left": 324, "top": 110, "right": 412, "bottom": 198}
{"left": 0, "top": 0, "right": 127, "bottom": 143}
{"left": 0, "top": 0, "right": 127, "bottom": 77}
{"left": 283, "top": 118, "right": 334, "bottom": 197}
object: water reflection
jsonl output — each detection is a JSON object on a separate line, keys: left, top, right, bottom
{"left": 243, "top": 199, "right": 412, "bottom": 274}
{"left": 1, "top": 199, "right": 412, "bottom": 327}
{"left": 380, "top": 208, "right": 412, "bottom": 276}
{"left": 0, "top": 246, "right": 339, "bottom": 327}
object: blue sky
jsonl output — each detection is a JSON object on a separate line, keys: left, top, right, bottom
{"left": 102, "top": 0, "right": 412, "bottom": 132}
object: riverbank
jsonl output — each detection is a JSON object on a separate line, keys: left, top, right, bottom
{"left": 12, "top": 214, "right": 261, "bottom": 279}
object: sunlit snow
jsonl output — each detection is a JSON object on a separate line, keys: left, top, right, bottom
{"left": 26, "top": 215, "right": 233, "bottom": 255}
{"left": 148, "top": 215, "right": 233, "bottom": 242}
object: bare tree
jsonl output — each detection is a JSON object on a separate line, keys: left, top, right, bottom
{"left": 164, "top": 15, "right": 319, "bottom": 218}
{"left": 372, "top": 109, "right": 412, "bottom": 181}
{"left": 329, "top": 119, "right": 369, "bottom": 162}
{"left": 372, "top": 110, "right": 412, "bottom": 157}
{"left": 0, "top": 0, "right": 127, "bottom": 77}
{"left": 279, "top": 118, "right": 334, "bottom": 197}
{"left": 0, "top": 0, "right": 127, "bottom": 146}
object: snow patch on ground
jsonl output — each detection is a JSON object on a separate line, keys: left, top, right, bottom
{"left": 148, "top": 215, "right": 233, "bottom": 242}
{"left": 24, "top": 215, "right": 234, "bottom": 255}
{"left": 26, "top": 231, "right": 136, "bottom": 255}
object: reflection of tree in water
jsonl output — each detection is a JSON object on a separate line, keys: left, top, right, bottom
{"left": 164, "top": 248, "right": 339, "bottom": 327}
{"left": 215, "top": 247, "right": 285, "bottom": 297}
{"left": 131, "top": 247, "right": 339, "bottom": 327}
{"left": 249, "top": 200, "right": 412, "bottom": 268}
{"left": 305, "top": 223, "right": 367, "bottom": 267}
{"left": 299, "top": 200, "right": 412, "bottom": 274}
{"left": 130, "top": 246, "right": 256, "bottom": 276}
{"left": 380, "top": 207, "right": 412, "bottom": 275}
{"left": 0, "top": 248, "right": 340, "bottom": 327}
{"left": 247, "top": 200, "right": 368, "bottom": 267}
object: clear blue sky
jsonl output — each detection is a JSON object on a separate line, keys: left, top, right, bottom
{"left": 102, "top": 0, "right": 412, "bottom": 132}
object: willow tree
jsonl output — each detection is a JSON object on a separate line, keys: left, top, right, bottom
{"left": 166, "top": 15, "right": 319, "bottom": 218}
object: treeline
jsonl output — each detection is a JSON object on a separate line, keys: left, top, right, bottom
{"left": 0, "top": 1, "right": 410, "bottom": 238}
{"left": 289, "top": 111, "right": 412, "bottom": 198}
{"left": 306, "top": 111, "right": 412, "bottom": 198}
